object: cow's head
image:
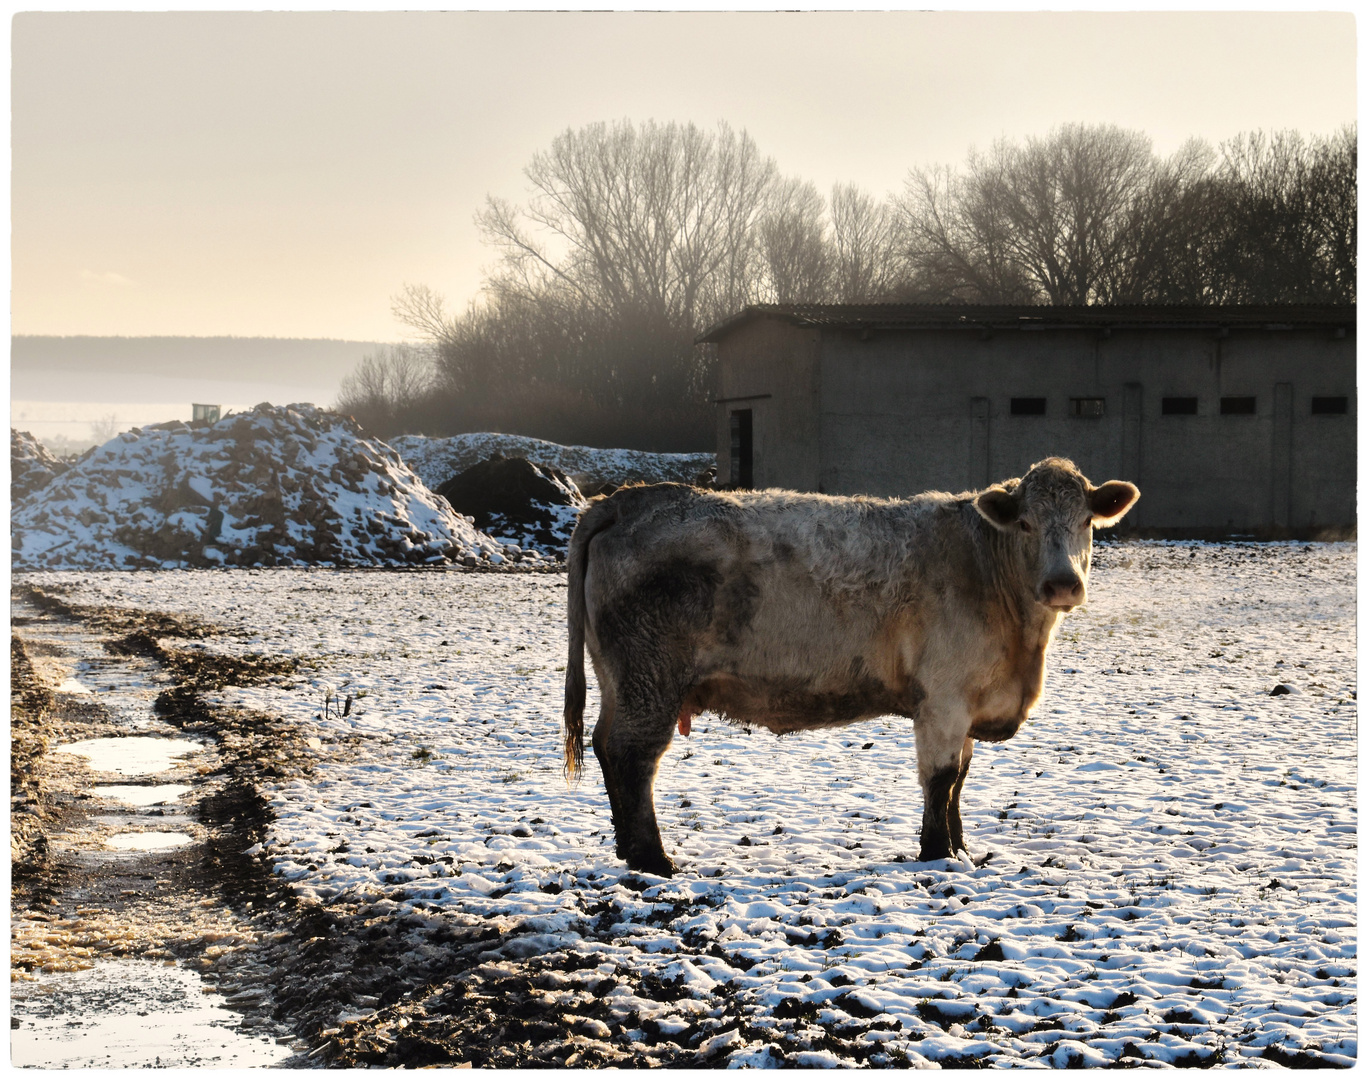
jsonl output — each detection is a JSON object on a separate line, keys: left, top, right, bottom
{"left": 973, "top": 457, "right": 1139, "bottom": 611}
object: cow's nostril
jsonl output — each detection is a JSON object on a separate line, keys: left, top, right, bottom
{"left": 1043, "top": 577, "right": 1083, "bottom": 604}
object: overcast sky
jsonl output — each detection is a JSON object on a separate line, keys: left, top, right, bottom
{"left": 11, "top": 10, "right": 1358, "bottom": 342}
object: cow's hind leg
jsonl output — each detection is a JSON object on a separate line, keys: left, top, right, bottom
{"left": 947, "top": 736, "right": 973, "bottom": 856}
{"left": 595, "top": 694, "right": 679, "bottom": 877}
{"left": 589, "top": 684, "right": 630, "bottom": 859}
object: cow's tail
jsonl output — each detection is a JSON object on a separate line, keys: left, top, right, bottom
{"left": 563, "top": 496, "right": 619, "bottom": 784}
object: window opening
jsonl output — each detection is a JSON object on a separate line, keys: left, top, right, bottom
{"left": 1069, "top": 398, "right": 1105, "bottom": 418}
{"left": 1010, "top": 397, "right": 1046, "bottom": 416}
{"left": 1161, "top": 397, "right": 1198, "bottom": 415}
{"left": 1220, "top": 397, "right": 1257, "bottom": 415}
{"left": 1311, "top": 396, "right": 1349, "bottom": 415}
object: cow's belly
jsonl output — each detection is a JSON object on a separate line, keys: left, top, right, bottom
{"left": 682, "top": 566, "right": 922, "bottom": 734}
{"left": 684, "top": 672, "right": 923, "bottom": 736}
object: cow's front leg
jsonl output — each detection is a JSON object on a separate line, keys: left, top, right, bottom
{"left": 914, "top": 708, "right": 972, "bottom": 862}
{"left": 947, "top": 736, "right": 973, "bottom": 856}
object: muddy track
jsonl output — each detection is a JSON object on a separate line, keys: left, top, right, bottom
{"left": 10, "top": 584, "right": 307, "bottom": 1057}
{"left": 11, "top": 584, "right": 930, "bottom": 1068}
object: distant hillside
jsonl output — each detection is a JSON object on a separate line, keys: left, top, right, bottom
{"left": 11, "top": 336, "right": 396, "bottom": 385}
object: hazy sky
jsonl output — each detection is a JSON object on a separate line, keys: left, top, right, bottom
{"left": 11, "top": 11, "right": 1358, "bottom": 342}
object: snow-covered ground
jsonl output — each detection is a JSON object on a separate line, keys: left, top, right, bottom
{"left": 18, "top": 541, "right": 1356, "bottom": 1066}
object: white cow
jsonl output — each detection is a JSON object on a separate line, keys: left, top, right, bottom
{"left": 563, "top": 457, "right": 1139, "bottom": 876}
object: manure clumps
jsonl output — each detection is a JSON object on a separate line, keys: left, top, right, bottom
{"left": 435, "top": 455, "right": 586, "bottom": 555}
{"left": 389, "top": 432, "right": 715, "bottom": 494}
{"left": 11, "top": 429, "right": 71, "bottom": 505}
{"left": 11, "top": 404, "right": 529, "bottom": 571}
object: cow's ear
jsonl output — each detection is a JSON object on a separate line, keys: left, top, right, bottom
{"left": 974, "top": 486, "right": 1020, "bottom": 531}
{"left": 1089, "top": 481, "right": 1140, "bottom": 527}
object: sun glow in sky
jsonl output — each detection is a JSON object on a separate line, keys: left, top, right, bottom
{"left": 10, "top": 10, "right": 1357, "bottom": 341}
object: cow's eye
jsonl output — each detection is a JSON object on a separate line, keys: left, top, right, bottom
{"left": 1019, "top": 520, "right": 1032, "bottom": 534}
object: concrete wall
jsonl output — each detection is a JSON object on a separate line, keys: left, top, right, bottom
{"left": 718, "top": 319, "right": 1355, "bottom": 533}
{"left": 713, "top": 318, "right": 822, "bottom": 491}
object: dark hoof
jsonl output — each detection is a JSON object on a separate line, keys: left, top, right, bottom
{"left": 627, "top": 851, "right": 678, "bottom": 878}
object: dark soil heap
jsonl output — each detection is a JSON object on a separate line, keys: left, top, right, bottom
{"left": 390, "top": 432, "right": 715, "bottom": 492}
{"left": 11, "top": 429, "right": 71, "bottom": 505}
{"left": 11, "top": 404, "right": 505, "bottom": 570}
{"left": 436, "top": 455, "right": 587, "bottom": 555}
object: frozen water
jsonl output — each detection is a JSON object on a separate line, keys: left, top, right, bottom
{"left": 86, "top": 783, "right": 194, "bottom": 807}
{"left": 10, "top": 959, "right": 295, "bottom": 1068}
{"left": 103, "top": 831, "right": 195, "bottom": 852}
{"left": 55, "top": 736, "right": 206, "bottom": 776}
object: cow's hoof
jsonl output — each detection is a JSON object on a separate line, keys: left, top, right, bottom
{"left": 628, "top": 851, "right": 678, "bottom": 878}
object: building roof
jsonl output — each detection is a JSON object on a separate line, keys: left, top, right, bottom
{"left": 696, "top": 303, "right": 1357, "bottom": 344}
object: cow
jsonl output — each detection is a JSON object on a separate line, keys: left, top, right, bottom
{"left": 562, "top": 457, "right": 1139, "bottom": 877}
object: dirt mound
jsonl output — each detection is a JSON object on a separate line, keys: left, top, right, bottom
{"left": 435, "top": 456, "right": 586, "bottom": 555}
{"left": 11, "top": 430, "right": 71, "bottom": 505}
{"left": 390, "top": 433, "right": 714, "bottom": 492}
{"left": 11, "top": 404, "right": 520, "bottom": 570}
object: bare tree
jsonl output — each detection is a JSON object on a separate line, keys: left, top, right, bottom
{"left": 336, "top": 344, "right": 436, "bottom": 435}
{"left": 898, "top": 122, "right": 1354, "bottom": 306}
{"left": 477, "top": 119, "right": 777, "bottom": 337}
{"left": 898, "top": 157, "right": 1036, "bottom": 303}
{"left": 1211, "top": 126, "right": 1357, "bottom": 303}
{"left": 1307, "top": 125, "right": 1357, "bottom": 302}
{"left": 828, "top": 183, "right": 904, "bottom": 302}
{"left": 758, "top": 178, "right": 830, "bottom": 303}
{"left": 990, "top": 124, "right": 1168, "bottom": 304}
{"left": 391, "top": 283, "right": 454, "bottom": 343}
{"left": 1099, "top": 138, "right": 1217, "bottom": 303}
{"left": 89, "top": 413, "right": 122, "bottom": 444}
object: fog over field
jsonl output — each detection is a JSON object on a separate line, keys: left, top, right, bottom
{"left": 12, "top": 336, "right": 386, "bottom": 449}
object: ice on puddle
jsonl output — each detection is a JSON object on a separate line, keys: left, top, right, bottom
{"left": 105, "top": 831, "right": 194, "bottom": 852}
{"left": 56, "top": 735, "right": 205, "bottom": 776}
{"left": 87, "top": 783, "right": 193, "bottom": 807}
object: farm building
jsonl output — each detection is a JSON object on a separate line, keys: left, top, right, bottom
{"left": 700, "top": 304, "right": 1356, "bottom": 538}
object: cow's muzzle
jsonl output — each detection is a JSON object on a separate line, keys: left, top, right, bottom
{"left": 1040, "top": 575, "right": 1085, "bottom": 608}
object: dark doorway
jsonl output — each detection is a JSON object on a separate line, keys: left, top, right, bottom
{"left": 729, "top": 409, "right": 753, "bottom": 488}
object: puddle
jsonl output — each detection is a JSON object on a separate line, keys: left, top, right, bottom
{"left": 87, "top": 783, "right": 194, "bottom": 807}
{"left": 10, "top": 959, "right": 296, "bottom": 1068}
{"left": 16, "top": 604, "right": 169, "bottom": 729}
{"left": 55, "top": 736, "right": 205, "bottom": 776}
{"left": 104, "top": 832, "right": 195, "bottom": 852}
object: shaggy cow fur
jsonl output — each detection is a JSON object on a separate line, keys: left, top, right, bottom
{"left": 563, "top": 457, "right": 1139, "bottom": 876}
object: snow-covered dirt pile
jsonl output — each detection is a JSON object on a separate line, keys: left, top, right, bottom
{"left": 435, "top": 456, "right": 587, "bottom": 556}
{"left": 21, "top": 542, "right": 1356, "bottom": 1067}
{"left": 11, "top": 404, "right": 527, "bottom": 571}
{"left": 389, "top": 432, "right": 715, "bottom": 491}
{"left": 12, "top": 428, "right": 71, "bottom": 504}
